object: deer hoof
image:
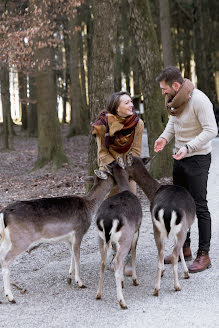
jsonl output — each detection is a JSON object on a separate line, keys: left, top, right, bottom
{"left": 67, "top": 277, "right": 72, "bottom": 285}
{"left": 153, "top": 289, "right": 159, "bottom": 296}
{"left": 9, "top": 299, "right": 16, "bottom": 304}
{"left": 184, "top": 272, "right": 190, "bottom": 279}
{"left": 119, "top": 300, "right": 128, "bottom": 310}
{"left": 96, "top": 293, "right": 101, "bottom": 300}
{"left": 133, "top": 279, "right": 139, "bottom": 286}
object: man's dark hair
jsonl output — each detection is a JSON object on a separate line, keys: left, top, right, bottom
{"left": 156, "top": 66, "right": 184, "bottom": 86}
{"left": 106, "top": 91, "right": 131, "bottom": 115}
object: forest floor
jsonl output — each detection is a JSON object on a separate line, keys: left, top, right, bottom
{"left": 0, "top": 125, "right": 90, "bottom": 210}
{"left": 0, "top": 125, "right": 219, "bottom": 328}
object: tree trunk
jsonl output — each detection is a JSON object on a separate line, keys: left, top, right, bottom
{"left": 34, "top": 48, "right": 68, "bottom": 169}
{"left": 193, "top": 0, "right": 208, "bottom": 95}
{"left": 88, "top": 0, "right": 120, "bottom": 175}
{"left": 63, "top": 22, "right": 71, "bottom": 126}
{"left": 128, "top": 0, "right": 173, "bottom": 178}
{"left": 133, "top": 61, "right": 141, "bottom": 97}
{"left": 28, "top": 0, "right": 68, "bottom": 169}
{"left": 159, "top": 0, "right": 175, "bottom": 66}
{"left": 193, "top": 0, "right": 217, "bottom": 104}
{"left": 79, "top": 22, "right": 89, "bottom": 125}
{"left": 182, "top": 26, "right": 192, "bottom": 80}
{"left": 114, "top": 39, "right": 122, "bottom": 91}
{"left": 18, "top": 71, "right": 28, "bottom": 131}
{"left": 0, "top": 62, "right": 14, "bottom": 150}
{"left": 123, "top": 36, "right": 131, "bottom": 93}
{"left": 28, "top": 74, "right": 38, "bottom": 137}
{"left": 67, "top": 11, "right": 89, "bottom": 137}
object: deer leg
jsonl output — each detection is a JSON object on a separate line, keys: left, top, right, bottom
{"left": 67, "top": 233, "right": 75, "bottom": 285}
{"left": 131, "top": 230, "right": 139, "bottom": 286}
{"left": 1, "top": 236, "right": 16, "bottom": 303}
{"left": 73, "top": 235, "right": 86, "bottom": 288}
{"left": 172, "top": 249, "right": 181, "bottom": 292}
{"left": 179, "top": 248, "right": 190, "bottom": 279}
{"left": 96, "top": 237, "right": 107, "bottom": 300}
{"left": 115, "top": 264, "right": 127, "bottom": 309}
{"left": 153, "top": 238, "right": 165, "bottom": 296}
{"left": 114, "top": 244, "right": 130, "bottom": 309}
{"left": 2, "top": 263, "right": 16, "bottom": 303}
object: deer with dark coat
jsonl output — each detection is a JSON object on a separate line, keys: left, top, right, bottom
{"left": 126, "top": 154, "right": 196, "bottom": 296}
{"left": 96, "top": 160, "right": 142, "bottom": 309}
{"left": 0, "top": 170, "right": 114, "bottom": 303}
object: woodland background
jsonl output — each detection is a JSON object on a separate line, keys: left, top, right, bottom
{"left": 0, "top": 0, "right": 218, "bottom": 180}
{"left": 0, "top": 1, "right": 219, "bottom": 323}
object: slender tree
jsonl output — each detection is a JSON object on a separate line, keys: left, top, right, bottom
{"left": 128, "top": 0, "right": 173, "bottom": 178}
{"left": 32, "top": 1, "right": 68, "bottom": 168}
{"left": 192, "top": 0, "right": 218, "bottom": 104}
{"left": 28, "top": 74, "right": 38, "bottom": 137}
{"left": 34, "top": 53, "right": 68, "bottom": 168}
{"left": 18, "top": 71, "right": 28, "bottom": 131}
{"left": 0, "top": 62, "right": 14, "bottom": 150}
{"left": 67, "top": 8, "right": 89, "bottom": 137}
{"left": 114, "top": 38, "right": 122, "bottom": 91}
{"left": 159, "top": 0, "right": 175, "bottom": 66}
{"left": 88, "top": 0, "right": 120, "bottom": 175}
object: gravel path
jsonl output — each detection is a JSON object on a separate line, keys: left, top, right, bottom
{"left": 0, "top": 137, "right": 218, "bottom": 328}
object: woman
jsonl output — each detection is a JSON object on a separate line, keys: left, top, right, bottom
{"left": 92, "top": 91, "right": 144, "bottom": 195}
{"left": 92, "top": 91, "right": 144, "bottom": 275}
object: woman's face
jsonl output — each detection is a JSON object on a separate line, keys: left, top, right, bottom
{"left": 116, "top": 95, "right": 134, "bottom": 117}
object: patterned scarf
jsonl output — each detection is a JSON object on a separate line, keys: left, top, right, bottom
{"left": 92, "top": 111, "right": 139, "bottom": 153}
{"left": 165, "top": 79, "right": 194, "bottom": 116}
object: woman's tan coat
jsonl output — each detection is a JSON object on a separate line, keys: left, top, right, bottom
{"left": 96, "top": 118, "right": 144, "bottom": 170}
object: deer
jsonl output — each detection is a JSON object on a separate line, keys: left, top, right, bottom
{"left": 0, "top": 169, "right": 114, "bottom": 304}
{"left": 125, "top": 154, "right": 196, "bottom": 296}
{"left": 95, "top": 159, "right": 142, "bottom": 309}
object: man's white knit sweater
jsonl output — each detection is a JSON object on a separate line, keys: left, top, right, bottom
{"left": 160, "top": 88, "right": 218, "bottom": 157}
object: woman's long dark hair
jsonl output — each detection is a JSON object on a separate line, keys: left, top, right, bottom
{"left": 106, "top": 91, "right": 131, "bottom": 115}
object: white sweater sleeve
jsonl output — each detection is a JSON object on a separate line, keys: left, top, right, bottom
{"left": 159, "top": 115, "right": 175, "bottom": 143}
{"left": 187, "top": 93, "right": 218, "bottom": 152}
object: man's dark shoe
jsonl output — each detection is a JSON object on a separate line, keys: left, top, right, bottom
{"left": 164, "top": 247, "right": 192, "bottom": 264}
{"left": 188, "top": 250, "right": 212, "bottom": 273}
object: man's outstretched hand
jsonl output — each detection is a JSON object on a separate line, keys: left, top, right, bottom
{"left": 154, "top": 137, "right": 167, "bottom": 152}
{"left": 172, "top": 146, "right": 188, "bottom": 160}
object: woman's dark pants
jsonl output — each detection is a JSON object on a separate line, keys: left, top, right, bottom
{"left": 173, "top": 153, "right": 211, "bottom": 252}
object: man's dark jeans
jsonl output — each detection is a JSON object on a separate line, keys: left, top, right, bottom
{"left": 173, "top": 153, "right": 211, "bottom": 252}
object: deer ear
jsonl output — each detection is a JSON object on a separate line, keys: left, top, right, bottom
{"left": 142, "top": 157, "right": 151, "bottom": 165}
{"left": 127, "top": 153, "right": 134, "bottom": 166}
{"left": 94, "top": 170, "right": 108, "bottom": 180}
{"left": 103, "top": 164, "right": 113, "bottom": 176}
{"left": 117, "top": 156, "right": 125, "bottom": 169}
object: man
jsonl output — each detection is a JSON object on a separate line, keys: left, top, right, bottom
{"left": 154, "top": 66, "right": 218, "bottom": 273}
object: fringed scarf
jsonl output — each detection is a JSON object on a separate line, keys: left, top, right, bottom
{"left": 165, "top": 79, "right": 194, "bottom": 116}
{"left": 92, "top": 111, "right": 139, "bottom": 153}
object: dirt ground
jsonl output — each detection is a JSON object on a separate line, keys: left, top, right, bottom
{"left": 0, "top": 126, "right": 90, "bottom": 210}
{"left": 0, "top": 126, "right": 218, "bottom": 328}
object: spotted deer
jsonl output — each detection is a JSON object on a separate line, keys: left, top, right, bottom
{"left": 126, "top": 154, "right": 196, "bottom": 296}
{"left": 0, "top": 169, "right": 114, "bottom": 303}
{"left": 96, "top": 160, "right": 142, "bottom": 309}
